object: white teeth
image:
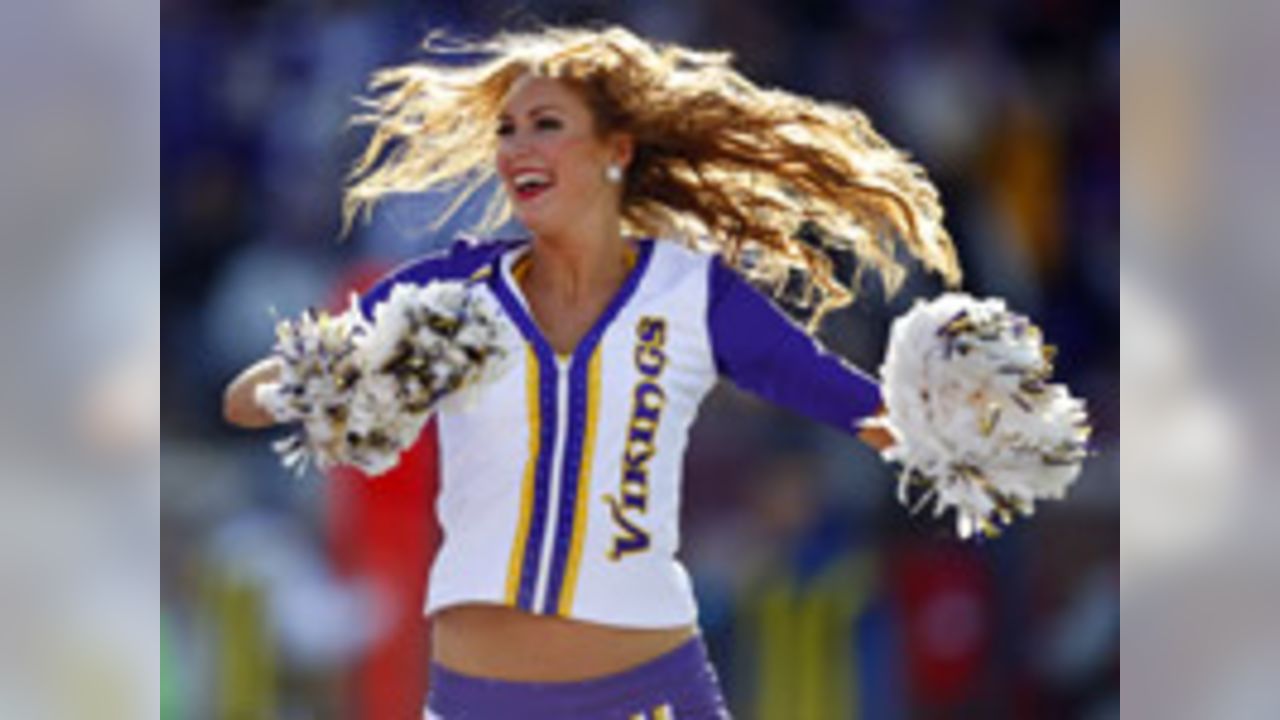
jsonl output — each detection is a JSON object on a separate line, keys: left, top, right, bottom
{"left": 513, "top": 172, "right": 552, "bottom": 192}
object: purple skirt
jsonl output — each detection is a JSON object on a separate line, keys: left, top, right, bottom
{"left": 425, "top": 636, "right": 732, "bottom": 719}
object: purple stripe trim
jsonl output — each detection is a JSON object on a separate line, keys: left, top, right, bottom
{"left": 488, "top": 257, "right": 558, "bottom": 612}
{"left": 541, "top": 239, "right": 655, "bottom": 615}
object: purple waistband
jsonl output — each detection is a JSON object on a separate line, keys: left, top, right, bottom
{"left": 427, "top": 636, "right": 725, "bottom": 718}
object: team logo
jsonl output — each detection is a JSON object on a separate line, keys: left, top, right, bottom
{"left": 606, "top": 316, "right": 666, "bottom": 560}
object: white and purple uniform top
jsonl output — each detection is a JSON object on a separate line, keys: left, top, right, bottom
{"left": 360, "top": 237, "right": 881, "bottom": 628}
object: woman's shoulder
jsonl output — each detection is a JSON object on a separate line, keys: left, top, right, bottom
{"left": 645, "top": 237, "right": 722, "bottom": 274}
{"left": 359, "top": 236, "right": 526, "bottom": 316}
{"left": 634, "top": 238, "right": 726, "bottom": 306}
{"left": 383, "top": 236, "right": 526, "bottom": 281}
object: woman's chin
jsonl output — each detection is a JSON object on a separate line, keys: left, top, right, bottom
{"left": 513, "top": 208, "right": 561, "bottom": 237}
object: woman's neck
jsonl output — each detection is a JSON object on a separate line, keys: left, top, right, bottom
{"left": 526, "top": 221, "right": 630, "bottom": 304}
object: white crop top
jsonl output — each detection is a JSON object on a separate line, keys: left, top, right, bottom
{"left": 358, "top": 237, "right": 881, "bottom": 628}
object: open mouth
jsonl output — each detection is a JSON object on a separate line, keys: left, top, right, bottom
{"left": 511, "top": 170, "right": 554, "bottom": 202}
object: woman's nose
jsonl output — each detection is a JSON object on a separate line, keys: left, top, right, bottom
{"left": 499, "top": 133, "right": 534, "bottom": 163}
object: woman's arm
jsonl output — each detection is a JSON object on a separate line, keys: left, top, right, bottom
{"left": 707, "top": 258, "right": 891, "bottom": 453}
{"left": 222, "top": 356, "right": 282, "bottom": 429}
{"left": 223, "top": 239, "right": 512, "bottom": 432}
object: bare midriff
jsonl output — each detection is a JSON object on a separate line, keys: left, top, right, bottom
{"left": 432, "top": 603, "right": 696, "bottom": 682}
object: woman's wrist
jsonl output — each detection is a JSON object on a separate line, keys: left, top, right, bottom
{"left": 223, "top": 357, "right": 282, "bottom": 428}
{"left": 856, "top": 408, "right": 894, "bottom": 452}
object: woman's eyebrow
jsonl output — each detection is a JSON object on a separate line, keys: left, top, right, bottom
{"left": 497, "top": 104, "right": 562, "bottom": 122}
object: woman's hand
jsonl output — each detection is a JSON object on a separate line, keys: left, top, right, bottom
{"left": 222, "top": 357, "right": 282, "bottom": 429}
{"left": 856, "top": 409, "right": 895, "bottom": 453}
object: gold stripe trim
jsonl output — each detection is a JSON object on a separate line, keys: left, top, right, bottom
{"left": 504, "top": 349, "right": 541, "bottom": 604}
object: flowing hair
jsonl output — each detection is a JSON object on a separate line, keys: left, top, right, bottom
{"left": 345, "top": 25, "right": 961, "bottom": 326}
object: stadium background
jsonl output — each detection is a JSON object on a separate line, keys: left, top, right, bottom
{"left": 162, "top": 0, "right": 1117, "bottom": 717}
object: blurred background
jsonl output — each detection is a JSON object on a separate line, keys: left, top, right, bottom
{"left": 0, "top": 0, "right": 156, "bottom": 716}
{"left": 162, "top": 0, "right": 1117, "bottom": 718}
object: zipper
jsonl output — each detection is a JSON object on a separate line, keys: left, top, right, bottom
{"left": 531, "top": 355, "right": 572, "bottom": 610}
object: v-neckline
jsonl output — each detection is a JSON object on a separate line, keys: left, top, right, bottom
{"left": 493, "top": 238, "right": 655, "bottom": 367}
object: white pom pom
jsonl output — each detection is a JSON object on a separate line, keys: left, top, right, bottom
{"left": 258, "top": 281, "right": 511, "bottom": 477}
{"left": 253, "top": 298, "right": 368, "bottom": 475}
{"left": 876, "top": 293, "right": 1090, "bottom": 539}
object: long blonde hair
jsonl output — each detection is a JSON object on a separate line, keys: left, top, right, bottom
{"left": 346, "top": 25, "right": 961, "bottom": 326}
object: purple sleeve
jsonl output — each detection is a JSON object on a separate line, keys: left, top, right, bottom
{"left": 358, "top": 238, "right": 518, "bottom": 319}
{"left": 707, "top": 257, "right": 882, "bottom": 436}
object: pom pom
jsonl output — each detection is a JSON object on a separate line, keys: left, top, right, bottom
{"left": 254, "top": 297, "right": 369, "bottom": 475}
{"left": 256, "top": 281, "right": 510, "bottom": 477}
{"left": 873, "top": 293, "right": 1090, "bottom": 539}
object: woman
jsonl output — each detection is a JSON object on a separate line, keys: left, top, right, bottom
{"left": 225, "top": 26, "right": 960, "bottom": 719}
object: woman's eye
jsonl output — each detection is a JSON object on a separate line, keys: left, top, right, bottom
{"left": 535, "top": 117, "right": 562, "bottom": 131}
{"left": 496, "top": 122, "right": 514, "bottom": 137}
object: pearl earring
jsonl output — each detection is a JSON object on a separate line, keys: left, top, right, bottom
{"left": 605, "top": 164, "right": 623, "bottom": 183}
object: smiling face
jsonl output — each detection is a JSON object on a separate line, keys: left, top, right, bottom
{"left": 495, "top": 75, "right": 630, "bottom": 238}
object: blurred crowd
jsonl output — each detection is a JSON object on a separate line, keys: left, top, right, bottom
{"left": 162, "top": 0, "right": 1117, "bottom": 718}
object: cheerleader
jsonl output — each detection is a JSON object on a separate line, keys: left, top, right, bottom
{"left": 223, "top": 25, "right": 1032, "bottom": 719}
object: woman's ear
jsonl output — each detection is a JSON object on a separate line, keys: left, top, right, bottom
{"left": 611, "top": 132, "right": 634, "bottom": 172}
